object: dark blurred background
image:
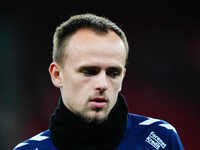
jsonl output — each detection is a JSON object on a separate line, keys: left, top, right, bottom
{"left": 1, "top": 1, "right": 200, "bottom": 149}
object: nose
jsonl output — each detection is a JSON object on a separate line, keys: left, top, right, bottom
{"left": 95, "top": 71, "right": 108, "bottom": 94}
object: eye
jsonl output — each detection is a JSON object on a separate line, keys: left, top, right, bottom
{"left": 79, "top": 67, "right": 100, "bottom": 76}
{"left": 106, "top": 67, "right": 122, "bottom": 78}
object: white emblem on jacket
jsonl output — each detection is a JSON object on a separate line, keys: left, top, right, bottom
{"left": 146, "top": 131, "right": 166, "bottom": 150}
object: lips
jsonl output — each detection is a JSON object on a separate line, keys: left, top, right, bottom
{"left": 91, "top": 97, "right": 107, "bottom": 102}
{"left": 90, "top": 97, "right": 108, "bottom": 108}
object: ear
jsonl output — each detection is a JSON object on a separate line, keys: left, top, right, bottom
{"left": 119, "top": 67, "right": 126, "bottom": 92}
{"left": 122, "top": 67, "right": 126, "bottom": 79}
{"left": 49, "top": 62, "right": 63, "bottom": 88}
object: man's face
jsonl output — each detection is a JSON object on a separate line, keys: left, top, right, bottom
{"left": 58, "top": 28, "right": 126, "bottom": 123}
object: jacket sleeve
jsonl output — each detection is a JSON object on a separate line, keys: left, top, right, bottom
{"left": 167, "top": 130, "right": 184, "bottom": 150}
{"left": 13, "top": 142, "right": 35, "bottom": 150}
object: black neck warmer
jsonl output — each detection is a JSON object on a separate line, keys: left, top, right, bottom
{"left": 49, "top": 94, "right": 128, "bottom": 150}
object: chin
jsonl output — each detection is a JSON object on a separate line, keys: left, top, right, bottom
{"left": 82, "top": 111, "right": 109, "bottom": 124}
{"left": 87, "top": 116, "right": 108, "bottom": 124}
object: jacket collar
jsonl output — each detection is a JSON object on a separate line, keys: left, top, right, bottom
{"left": 49, "top": 93, "right": 128, "bottom": 150}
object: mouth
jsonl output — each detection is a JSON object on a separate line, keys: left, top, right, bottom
{"left": 89, "top": 97, "right": 108, "bottom": 108}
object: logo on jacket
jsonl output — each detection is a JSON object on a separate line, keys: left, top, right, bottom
{"left": 145, "top": 131, "right": 166, "bottom": 150}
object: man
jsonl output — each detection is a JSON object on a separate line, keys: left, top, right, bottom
{"left": 14, "top": 13, "right": 184, "bottom": 150}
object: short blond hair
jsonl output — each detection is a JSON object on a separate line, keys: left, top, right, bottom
{"left": 53, "top": 13, "right": 129, "bottom": 66}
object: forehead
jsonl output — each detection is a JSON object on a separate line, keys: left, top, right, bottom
{"left": 63, "top": 28, "right": 126, "bottom": 67}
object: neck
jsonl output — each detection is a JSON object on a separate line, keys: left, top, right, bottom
{"left": 49, "top": 93, "right": 128, "bottom": 150}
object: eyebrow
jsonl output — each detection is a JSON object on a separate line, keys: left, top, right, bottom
{"left": 78, "top": 66, "right": 100, "bottom": 71}
{"left": 78, "top": 65, "right": 123, "bottom": 71}
{"left": 107, "top": 66, "right": 122, "bottom": 70}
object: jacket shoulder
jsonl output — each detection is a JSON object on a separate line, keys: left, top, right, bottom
{"left": 13, "top": 130, "right": 56, "bottom": 150}
{"left": 124, "top": 113, "right": 184, "bottom": 149}
{"left": 127, "top": 113, "right": 177, "bottom": 133}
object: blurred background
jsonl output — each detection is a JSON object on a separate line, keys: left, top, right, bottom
{"left": 1, "top": 1, "right": 200, "bottom": 149}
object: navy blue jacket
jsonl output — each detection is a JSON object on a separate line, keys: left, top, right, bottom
{"left": 13, "top": 113, "right": 184, "bottom": 150}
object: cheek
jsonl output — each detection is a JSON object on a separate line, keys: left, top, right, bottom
{"left": 64, "top": 73, "right": 91, "bottom": 95}
{"left": 112, "top": 78, "right": 124, "bottom": 92}
{"left": 62, "top": 75, "right": 91, "bottom": 107}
